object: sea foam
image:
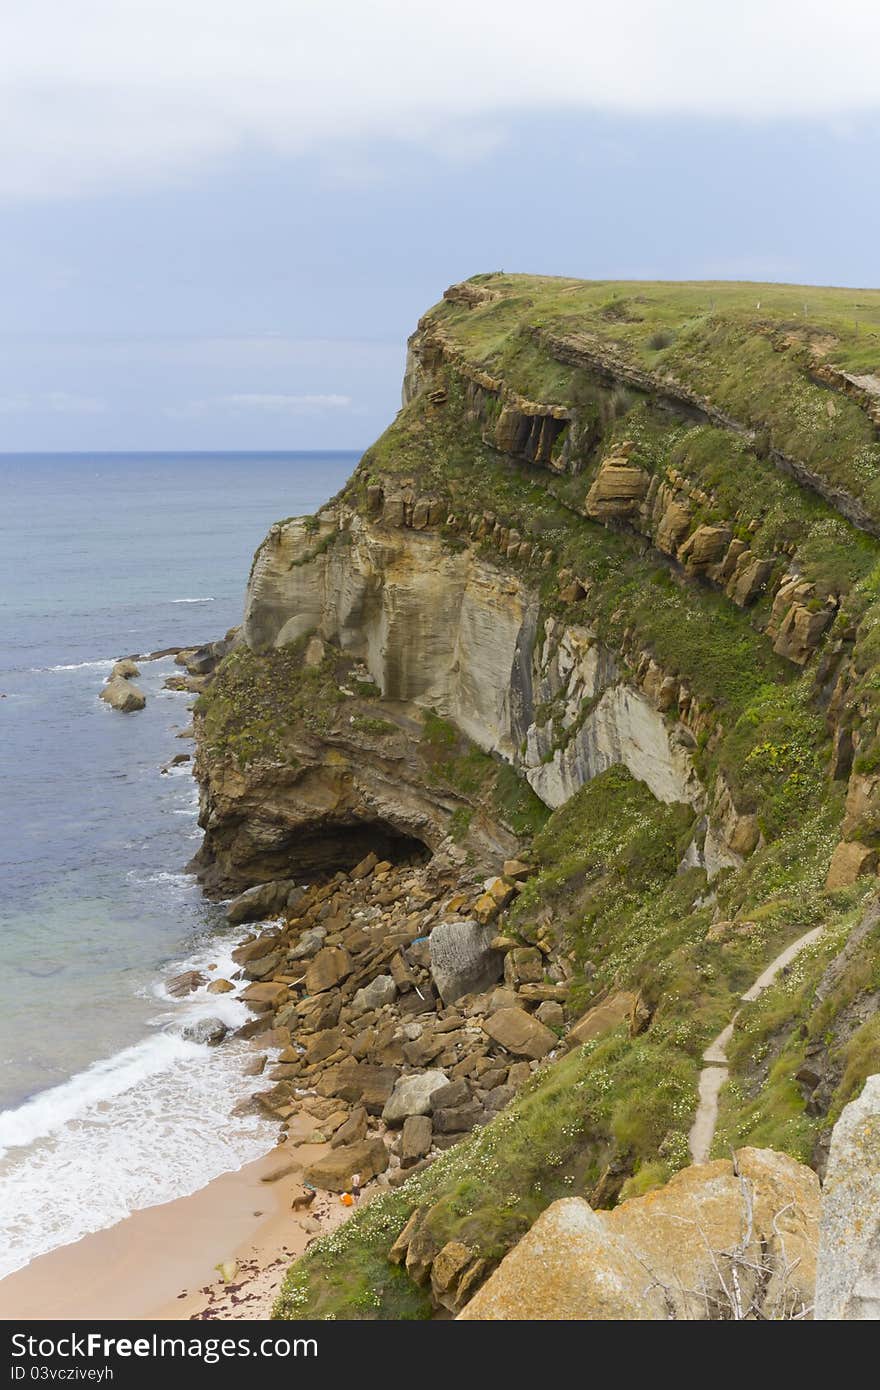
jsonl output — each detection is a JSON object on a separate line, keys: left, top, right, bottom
{"left": 0, "top": 943, "right": 277, "bottom": 1280}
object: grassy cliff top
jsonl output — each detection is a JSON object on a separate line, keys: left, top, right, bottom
{"left": 423, "top": 273, "right": 880, "bottom": 522}
{"left": 430, "top": 273, "right": 880, "bottom": 377}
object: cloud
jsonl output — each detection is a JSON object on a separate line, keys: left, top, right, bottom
{"left": 222, "top": 393, "right": 351, "bottom": 412}
{"left": 165, "top": 392, "right": 352, "bottom": 419}
{"left": 1, "top": 2, "right": 878, "bottom": 200}
{"left": 46, "top": 391, "right": 107, "bottom": 414}
{"left": 0, "top": 391, "right": 106, "bottom": 413}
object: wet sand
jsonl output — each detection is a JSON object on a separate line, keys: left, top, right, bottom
{"left": 0, "top": 1122, "right": 352, "bottom": 1321}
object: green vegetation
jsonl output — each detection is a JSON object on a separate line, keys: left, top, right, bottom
{"left": 419, "top": 711, "right": 550, "bottom": 838}
{"left": 355, "top": 378, "right": 794, "bottom": 719}
{"left": 431, "top": 274, "right": 880, "bottom": 515}
{"left": 196, "top": 638, "right": 349, "bottom": 766}
{"left": 715, "top": 885, "right": 879, "bottom": 1158}
{"left": 276, "top": 752, "right": 871, "bottom": 1318}
{"left": 248, "top": 274, "right": 880, "bottom": 1320}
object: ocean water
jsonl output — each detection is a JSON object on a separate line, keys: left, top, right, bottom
{"left": 0, "top": 451, "right": 356, "bottom": 1280}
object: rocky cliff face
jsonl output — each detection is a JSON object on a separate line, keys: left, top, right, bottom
{"left": 244, "top": 500, "right": 706, "bottom": 814}
{"left": 190, "top": 273, "right": 880, "bottom": 1320}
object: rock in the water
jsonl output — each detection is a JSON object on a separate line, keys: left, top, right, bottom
{"left": 350, "top": 974, "right": 397, "bottom": 1016}
{"left": 206, "top": 978, "right": 235, "bottom": 994}
{"left": 304, "top": 1138, "right": 389, "bottom": 1192}
{"left": 483, "top": 1007, "right": 557, "bottom": 1059}
{"left": 382, "top": 1069, "right": 449, "bottom": 1124}
{"left": 816, "top": 1074, "right": 880, "bottom": 1320}
{"left": 182, "top": 1016, "right": 228, "bottom": 1045}
{"left": 111, "top": 658, "right": 140, "bottom": 679}
{"left": 99, "top": 675, "right": 146, "bottom": 712}
{"left": 226, "top": 879, "right": 298, "bottom": 925}
{"left": 166, "top": 969, "right": 207, "bottom": 998}
{"left": 429, "top": 919, "right": 503, "bottom": 1004}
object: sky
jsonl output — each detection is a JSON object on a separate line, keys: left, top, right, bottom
{"left": 0, "top": 0, "right": 878, "bottom": 452}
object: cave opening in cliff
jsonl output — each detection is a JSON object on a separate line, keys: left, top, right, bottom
{"left": 290, "top": 820, "right": 431, "bottom": 881}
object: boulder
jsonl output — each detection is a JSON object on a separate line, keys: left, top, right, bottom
{"left": 433, "top": 1102, "right": 483, "bottom": 1133}
{"left": 303, "top": 1138, "right": 389, "bottom": 1192}
{"left": 584, "top": 461, "right": 650, "bottom": 520}
{"left": 816, "top": 1074, "right": 880, "bottom": 1319}
{"left": 504, "top": 946, "right": 544, "bottom": 987}
{"left": 677, "top": 525, "right": 731, "bottom": 570}
{"left": 206, "top": 978, "right": 234, "bottom": 994}
{"left": 99, "top": 675, "right": 146, "bottom": 712}
{"left": 566, "top": 991, "right": 638, "bottom": 1047}
{"left": 304, "top": 947, "right": 353, "bottom": 995}
{"left": 825, "top": 840, "right": 878, "bottom": 891}
{"left": 603, "top": 1147, "right": 819, "bottom": 1320}
{"left": 330, "top": 1105, "right": 367, "bottom": 1148}
{"left": 429, "top": 1078, "right": 470, "bottom": 1112}
{"left": 111, "top": 659, "right": 140, "bottom": 679}
{"left": 241, "top": 981, "right": 288, "bottom": 1008}
{"left": 382, "top": 1069, "right": 450, "bottom": 1124}
{"left": 244, "top": 949, "right": 283, "bottom": 980}
{"left": 483, "top": 1007, "right": 557, "bottom": 1060}
{"left": 429, "top": 919, "right": 503, "bottom": 1004}
{"left": 350, "top": 974, "right": 397, "bottom": 1016}
{"left": 401, "top": 1114, "right": 433, "bottom": 1165}
{"left": 232, "top": 933, "right": 281, "bottom": 964}
{"left": 459, "top": 1198, "right": 666, "bottom": 1320}
{"left": 460, "top": 1149, "right": 819, "bottom": 1321}
{"left": 182, "top": 1016, "right": 228, "bottom": 1045}
{"left": 289, "top": 927, "right": 326, "bottom": 960}
{"left": 502, "top": 859, "right": 533, "bottom": 881}
{"left": 226, "top": 879, "right": 297, "bottom": 925}
{"left": 535, "top": 1000, "right": 565, "bottom": 1030}
{"left": 166, "top": 969, "right": 206, "bottom": 998}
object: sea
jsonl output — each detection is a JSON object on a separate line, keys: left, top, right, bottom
{"left": 0, "top": 450, "right": 356, "bottom": 1282}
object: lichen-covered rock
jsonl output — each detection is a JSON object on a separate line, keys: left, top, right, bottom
{"left": 460, "top": 1148, "right": 819, "bottom": 1321}
{"left": 816, "top": 1075, "right": 880, "bottom": 1320}
{"left": 459, "top": 1198, "right": 667, "bottom": 1320}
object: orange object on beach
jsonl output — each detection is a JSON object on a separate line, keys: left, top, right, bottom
{"left": 340, "top": 1192, "right": 354, "bottom": 1206}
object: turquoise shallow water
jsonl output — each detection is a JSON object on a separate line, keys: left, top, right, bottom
{"left": 0, "top": 450, "right": 355, "bottom": 1278}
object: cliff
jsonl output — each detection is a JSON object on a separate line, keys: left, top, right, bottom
{"left": 190, "top": 273, "right": 880, "bottom": 1318}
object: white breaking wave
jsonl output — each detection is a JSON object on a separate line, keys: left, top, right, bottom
{"left": 0, "top": 1033, "right": 196, "bottom": 1157}
{"left": 38, "top": 659, "right": 115, "bottom": 673}
{"left": 170, "top": 597, "right": 215, "bottom": 604}
{"left": 0, "top": 937, "right": 279, "bottom": 1280}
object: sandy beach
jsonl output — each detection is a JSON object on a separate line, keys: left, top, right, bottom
{"left": 0, "top": 1118, "right": 354, "bottom": 1322}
